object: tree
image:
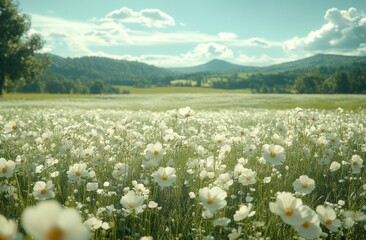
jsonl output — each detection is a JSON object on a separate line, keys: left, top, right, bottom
{"left": 294, "top": 71, "right": 324, "bottom": 94}
{"left": 0, "top": 0, "right": 48, "bottom": 95}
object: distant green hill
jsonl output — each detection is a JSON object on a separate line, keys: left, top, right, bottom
{"left": 44, "top": 54, "right": 176, "bottom": 86}
{"left": 170, "top": 54, "right": 366, "bottom": 74}
{"left": 264, "top": 54, "right": 366, "bottom": 72}
{"left": 170, "top": 59, "right": 258, "bottom": 73}
{"left": 11, "top": 53, "right": 366, "bottom": 94}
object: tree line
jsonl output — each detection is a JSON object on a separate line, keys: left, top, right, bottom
{"left": 200, "top": 65, "right": 366, "bottom": 94}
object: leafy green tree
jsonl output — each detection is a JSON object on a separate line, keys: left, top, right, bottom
{"left": 0, "top": 0, "right": 48, "bottom": 95}
{"left": 294, "top": 71, "right": 324, "bottom": 93}
{"left": 90, "top": 80, "right": 104, "bottom": 94}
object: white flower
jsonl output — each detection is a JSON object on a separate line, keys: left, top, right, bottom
{"left": 263, "top": 176, "right": 271, "bottom": 184}
{"left": 152, "top": 167, "right": 176, "bottom": 187}
{"left": 84, "top": 217, "right": 103, "bottom": 230}
{"left": 112, "top": 163, "right": 128, "bottom": 180}
{"left": 140, "top": 236, "right": 153, "bottom": 240}
{"left": 214, "top": 173, "right": 233, "bottom": 190}
{"left": 269, "top": 192, "right": 310, "bottom": 226}
{"left": 189, "top": 192, "right": 196, "bottom": 199}
{"left": 292, "top": 175, "right": 315, "bottom": 195}
{"left": 67, "top": 163, "right": 89, "bottom": 181}
{"left": 350, "top": 155, "right": 363, "bottom": 174}
{"left": 233, "top": 203, "right": 255, "bottom": 221}
{"left": 262, "top": 144, "right": 286, "bottom": 166}
{"left": 228, "top": 226, "right": 242, "bottom": 240}
{"left": 213, "top": 217, "right": 231, "bottom": 227}
{"left": 316, "top": 205, "right": 342, "bottom": 232}
{"left": 120, "top": 191, "right": 144, "bottom": 215}
{"left": 86, "top": 182, "right": 98, "bottom": 192}
{"left": 4, "top": 121, "right": 19, "bottom": 133}
{"left": 178, "top": 107, "right": 194, "bottom": 119}
{"left": 144, "top": 142, "right": 165, "bottom": 164}
{"left": 33, "top": 180, "right": 55, "bottom": 200}
{"left": 22, "top": 200, "right": 89, "bottom": 240}
{"left": 0, "top": 158, "right": 16, "bottom": 178}
{"left": 342, "top": 210, "right": 366, "bottom": 222}
{"left": 293, "top": 206, "right": 322, "bottom": 240}
{"left": 148, "top": 201, "right": 158, "bottom": 208}
{"left": 238, "top": 168, "right": 257, "bottom": 186}
{"left": 0, "top": 214, "right": 18, "bottom": 240}
{"left": 329, "top": 161, "right": 341, "bottom": 172}
{"left": 199, "top": 186, "right": 227, "bottom": 213}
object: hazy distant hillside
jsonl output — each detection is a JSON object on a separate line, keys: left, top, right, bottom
{"left": 170, "top": 54, "right": 366, "bottom": 74}
{"left": 46, "top": 54, "right": 176, "bottom": 86}
{"left": 264, "top": 54, "right": 366, "bottom": 72}
{"left": 170, "top": 59, "right": 258, "bottom": 73}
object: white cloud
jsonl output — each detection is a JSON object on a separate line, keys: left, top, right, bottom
{"left": 30, "top": 13, "right": 281, "bottom": 53}
{"left": 218, "top": 32, "right": 237, "bottom": 39}
{"left": 92, "top": 43, "right": 234, "bottom": 67}
{"left": 186, "top": 42, "right": 234, "bottom": 59}
{"left": 284, "top": 7, "right": 366, "bottom": 55}
{"left": 105, "top": 7, "right": 175, "bottom": 28}
{"left": 236, "top": 54, "right": 298, "bottom": 66}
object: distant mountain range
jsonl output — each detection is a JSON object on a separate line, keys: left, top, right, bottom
{"left": 39, "top": 53, "right": 366, "bottom": 86}
{"left": 170, "top": 59, "right": 258, "bottom": 73}
{"left": 171, "top": 54, "right": 366, "bottom": 74}
{"left": 44, "top": 54, "right": 174, "bottom": 86}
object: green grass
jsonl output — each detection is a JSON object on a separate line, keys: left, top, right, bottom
{"left": 116, "top": 86, "right": 251, "bottom": 94}
{"left": 1, "top": 92, "right": 366, "bottom": 111}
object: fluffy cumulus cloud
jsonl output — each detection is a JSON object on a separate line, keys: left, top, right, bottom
{"left": 284, "top": 7, "right": 366, "bottom": 55}
{"left": 218, "top": 32, "right": 237, "bottom": 39}
{"left": 186, "top": 42, "right": 234, "bottom": 59}
{"left": 105, "top": 7, "right": 175, "bottom": 28}
{"left": 93, "top": 42, "right": 235, "bottom": 67}
{"left": 236, "top": 54, "right": 297, "bottom": 66}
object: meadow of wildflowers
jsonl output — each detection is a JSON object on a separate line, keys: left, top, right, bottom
{"left": 0, "top": 104, "right": 365, "bottom": 239}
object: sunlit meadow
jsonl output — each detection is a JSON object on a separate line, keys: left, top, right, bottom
{"left": 1, "top": 96, "right": 366, "bottom": 239}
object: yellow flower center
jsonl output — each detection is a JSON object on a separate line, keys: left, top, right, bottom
{"left": 225, "top": 150, "right": 229, "bottom": 155}
{"left": 153, "top": 150, "right": 159, "bottom": 155}
{"left": 12, "top": 124, "right": 17, "bottom": 130}
{"left": 270, "top": 152, "right": 277, "bottom": 158}
{"left": 302, "top": 221, "right": 310, "bottom": 228}
{"left": 161, "top": 174, "right": 168, "bottom": 181}
{"left": 352, "top": 161, "right": 359, "bottom": 166}
{"left": 302, "top": 183, "right": 308, "bottom": 189}
{"left": 217, "top": 140, "right": 222, "bottom": 144}
{"left": 207, "top": 197, "right": 214, "bottom": 205}
{"left": 331, "top": 139, "right": 335, "bottom": 143}
{"left": 325, "top": 219, "right": 332, "bottom": 225}
{"left": 128, "top": 202, "right": 136, "bottom": 209}
{"left": 41, "top": 189, "right": 47, "bottom": 195}
{"left": 284, "top": 208, "right": 293, "bottom": 217}
{"left": 75, "top": 171, "right": 81, "bottom": 177}
{"left": 1, "top": 167, "right": 7, "bottom": 174}
{"left": 0, "top": 234, "right": 7, "bottom": 240}
{"left": 184, "top": 113, "right": 190, "bottom": 118}
{"left": 245, "top": 176, "right": 252, "bottom": 181}
{"left": 47, "top": 226, "right": 64, "bottom": 240}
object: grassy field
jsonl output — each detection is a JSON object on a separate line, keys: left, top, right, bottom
{"left": 1, "top": 92, "right": 366, "bottom": 111}
{"left": 116, "top": 86, "right": 251, "bottom": 94}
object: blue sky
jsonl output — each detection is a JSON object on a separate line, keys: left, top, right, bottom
{"left": 18, "top": 0, "right": 366, "bottom": 67}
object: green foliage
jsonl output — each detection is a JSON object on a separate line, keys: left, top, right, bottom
{"left": 46, "top": 54, "right": 175, "bottom": 86}
{"left": 0, "top": 0, "right": 48, "bottom": 95}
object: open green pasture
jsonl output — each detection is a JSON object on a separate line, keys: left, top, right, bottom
{"left": 116, "top": 86, "right": 251, "bottom": 94}
{"left": 1, "top": 93, "right": 366, "bottom": 111}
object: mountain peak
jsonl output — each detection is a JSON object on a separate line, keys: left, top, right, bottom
{"left": 170, "top": 59, "right": 256, "bottom": 73}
